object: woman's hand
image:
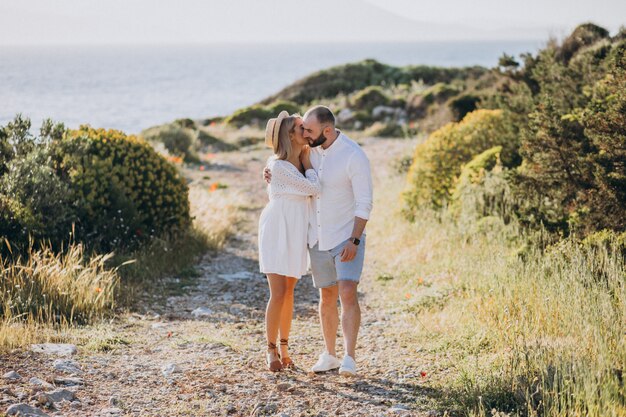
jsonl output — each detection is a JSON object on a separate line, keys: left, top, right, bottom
{"left": 300, "top": 146, "right": 313, "bottom": 171}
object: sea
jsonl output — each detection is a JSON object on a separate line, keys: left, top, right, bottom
{"left": 0, "top": 41, "right": 543, "bottom": 134}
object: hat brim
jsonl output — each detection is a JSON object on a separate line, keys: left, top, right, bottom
{"left": 265, "top": 111, "right": 290, "bottom": 149}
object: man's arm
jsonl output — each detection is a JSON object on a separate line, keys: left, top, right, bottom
{"left": 340, "top": 216, "right": 368, "bottom": 262}
{"left": 340, "top": 151, "right": 373, "bottom": 262}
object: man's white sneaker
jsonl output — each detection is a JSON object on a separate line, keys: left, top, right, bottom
{"left": 339, "top": 355, "right": 357, "bottom": 377}
{"left": 310, "top": 352, "right": 341, "bottom": 373}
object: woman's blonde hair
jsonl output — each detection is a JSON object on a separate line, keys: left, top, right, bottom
{"left": 274, "top": 114, "right": 300, "bottom": 160}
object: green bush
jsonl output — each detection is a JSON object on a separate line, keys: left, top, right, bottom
{"left": 450, "top": 146, "right": 515, "bottom": 225}
{"left": 0, "top": 148, "right": 75, "bottom": 251}
{"left": 558, "top": 23, "right": 610, "bottom": 63}
{"left": 449, "top": 93, "right": 481, "bottom": 121}
{"left": 267, "top": 100, "right": 300, "bottom": 115}
{"left": 173, "top": 118, "right": 195, "bottom": 129}
{"left": 157, "top": 127, "right": 199, "bottom": 162}
{"left": 352, "top": 86, "right": 390, "bottom": 111}
{"left": 53, "top": 126, "right": 190, "bottom": 251}
{"left": 196, "top": 130, "right": 237, "bottom": 152}
{"left": 223, "top": 105, "right": 273, "bottom": 127}
{"left": 407, "top": 83, "right": 462, "bottom": 119}
{"left": 509, "top": 32, "right": 626, "bottom": 236}
{"left": 0, "top": 117, "right": 75, "bottom": 254}
{"left": 261, "top": 59, "right": 487, "bottom": 104}
{"left": 404, "top": 109, "right": 517, "bottom": 216}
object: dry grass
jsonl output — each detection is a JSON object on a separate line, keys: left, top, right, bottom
{"left": 189, "top": 185, "right": 246, "bottom": 251}
{"left": 365, "top": 148, "right": 626, "bottom": 417}
{"left": 0, "top": 243, "right": 120, "bottom": 352}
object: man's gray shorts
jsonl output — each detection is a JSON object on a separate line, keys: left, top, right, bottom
{"left": 308, "top": 235, "right": 366, "bottom": 288}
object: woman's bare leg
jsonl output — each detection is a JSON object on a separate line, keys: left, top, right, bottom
{"left": 279, "top": 277, "right": 298, "bottom": 362}
{"left": 266, "top": 274, "right": 287, "bottom": 365}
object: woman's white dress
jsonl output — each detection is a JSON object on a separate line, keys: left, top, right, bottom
{"left": 258, "top": 158, "right": 321, "bottom": 278}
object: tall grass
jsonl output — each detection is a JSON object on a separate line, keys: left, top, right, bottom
{"left": 0, "top": 243, "right": 119, "bottom": 351}
{"left": 366, "top": 153, "right": 625, "bottom": 417}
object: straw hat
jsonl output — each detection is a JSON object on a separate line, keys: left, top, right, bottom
{"left": 265, "top": 111, "right": 290, "bottom": 149}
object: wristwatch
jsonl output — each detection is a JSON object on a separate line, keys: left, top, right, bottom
{"left": 349, "top": 237, "right": 361, "bottom": 246}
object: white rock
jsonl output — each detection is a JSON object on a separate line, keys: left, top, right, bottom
{"left": 229, "top": 304, "right": 246, "bottom": 315}
{"left": 6, "top": 403, "right": 49, "bottom": 416}
{"left": 2, "top": 371, "right": 21, "bottom": 380}
{"left": 218, "top": 271, "right": 254, "bottom": 281}
{"left": 191, "top": 307, "right": 213, "bottom": 317}
{"left": 30, "top": 343, "right": 77, "bottom": 356}
{"left": 389, "top": 404, "right": 411, "bottom": 414}
{"left": 43, "top": 388, "right": 76, "bottom": 404}
{"left": 53, "top": 359, "right": 82, "bottom": 374}
{"left": 53, "top": 376, "right": 84, "bottom": 386}
{"left": 161, "top": 363, "right": 182, "bottom": 378}
{"left": 29, "top": 377, "right": 54, "bottom": 389}
{"left": 150, "top": 322, "right": 169, "bottom": 329}
{"left": 98, "top": 407, "right": 123, "bottom": 416}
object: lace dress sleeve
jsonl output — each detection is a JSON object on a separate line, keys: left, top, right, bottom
{"left": 271, "top": 161, "right": 321, "bottom": 196}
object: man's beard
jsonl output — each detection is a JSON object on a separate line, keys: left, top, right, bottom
{"left": 309, "top": 132, "right": 327, "bottom": 148}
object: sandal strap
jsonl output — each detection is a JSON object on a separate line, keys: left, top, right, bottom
{"left": 279, "top": 339, "right": 288, "bottom": 346}
{"left": 268, "top": 342, "right": 278, "bottom": 350}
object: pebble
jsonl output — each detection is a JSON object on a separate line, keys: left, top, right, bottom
{"left": 42, "top": 388, "right": 76, "bottom": 404}
{"left": 29, "top": 377, "right": 53, "bottom": 389}
{"left": 276, "top": 382, "right": 294, "bottom": 392}
{"left": 53, "top": 359, "right": 82, "bottom": 374}
{"left": 219, "top": 271, "right": 254, "bottom": 281}
{"left": 191, "top": 306, "right": 213, "bottom": 317}
{"left": 30, "top": 343, "right": 77, "bottom": 356}
{"left": 109, "top": 395, "right": 121, "bottom": 406}
{"left": 161, "top": 363, "right": 182, "bottom": 378}
{"left": 6, "top": 403, "right": 49, "bottom": 416}
{"left": 388, "top": 404, "right": 411, "bottom": 415}
{"left": 53, "top": 376, "right": 84, "bottom": 386}
{"left": 98, "top": 407, "right": 123, "bottom": 416}
{"left": 2, "top": 371, "right": 21, "bottom": 381}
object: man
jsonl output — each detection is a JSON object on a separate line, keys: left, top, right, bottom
{"left": 266, "top": 105, "right": 373, "bottom": 376}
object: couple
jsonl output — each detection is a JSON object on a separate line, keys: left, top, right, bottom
{"left": 258, "top": 105, "right": 373, "bottom": 376}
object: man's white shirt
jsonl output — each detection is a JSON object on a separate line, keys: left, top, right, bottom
{"left": 308, "top": 131, "right": 373, "bottom": 251}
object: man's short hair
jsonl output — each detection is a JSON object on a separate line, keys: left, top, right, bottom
{"left": 304, "top": 105, "right": 335, "bottom": 126}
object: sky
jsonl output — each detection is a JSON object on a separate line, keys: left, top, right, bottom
{"left": 0, "top": 0, "right": 624, "bottom": 45}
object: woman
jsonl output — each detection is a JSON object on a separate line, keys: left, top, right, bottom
{"left": 258, "top": 111, "right": 321, "bottom": 371}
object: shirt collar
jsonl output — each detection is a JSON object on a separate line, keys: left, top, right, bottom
{"left": 319, "top": 129, "right": 344, "bottom": 154}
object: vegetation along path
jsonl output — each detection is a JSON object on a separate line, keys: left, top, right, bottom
{"left": 0, "top": 138, "right": 448, "bottom": 417}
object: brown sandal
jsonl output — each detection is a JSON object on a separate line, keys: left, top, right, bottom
{"left": 266, "top": 342, "right": 282, "bottom": 372}
{"left": 279, "top": 339, "right": 295, "bottom": 369}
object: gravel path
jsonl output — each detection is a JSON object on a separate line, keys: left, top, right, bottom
{"left": 1, "top": 139, "right": 444, "bottom": 417}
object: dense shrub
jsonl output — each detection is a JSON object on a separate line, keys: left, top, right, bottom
{"left": 352, "top": 86, "right": 390, "bottom": 111}
{"left": 261, "top": 59, "right": 487, "bottom": 104}
{"left": 407, "top": 83, "right": 462, "bottom": 119}
{"left": 223, "top": 105, "right": 273, "bottom": 127}
{"left": 449, "top": 93, "right": 481, "bottom": 121}
{"left": 404, "top": 109, "right": 517, "bottom": 215}
{"left": 266, "top": 100, "right": 301, "bottom": 115}
{"left": 196, "top": 130, "right": 237, "bottom": 152}
{"left": 53, "top": 126, "right": 190, "bottom": 251}
{"left": 156, "top": 127, "right": 198, "bottom": 162}
{"left": 0, "top": 148, "right": 75, "bottom": 250}
{"left": 509, "top": 33, "right": 626, "bottom": 236}
{"left": 450, "top": 146, "right": 514, "bottom": 224}
{"left": 0, "top": 117, "right": 75, "bottom": 252}
{"left": 557, "top": 23, "right": 610, "bottom": 63}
